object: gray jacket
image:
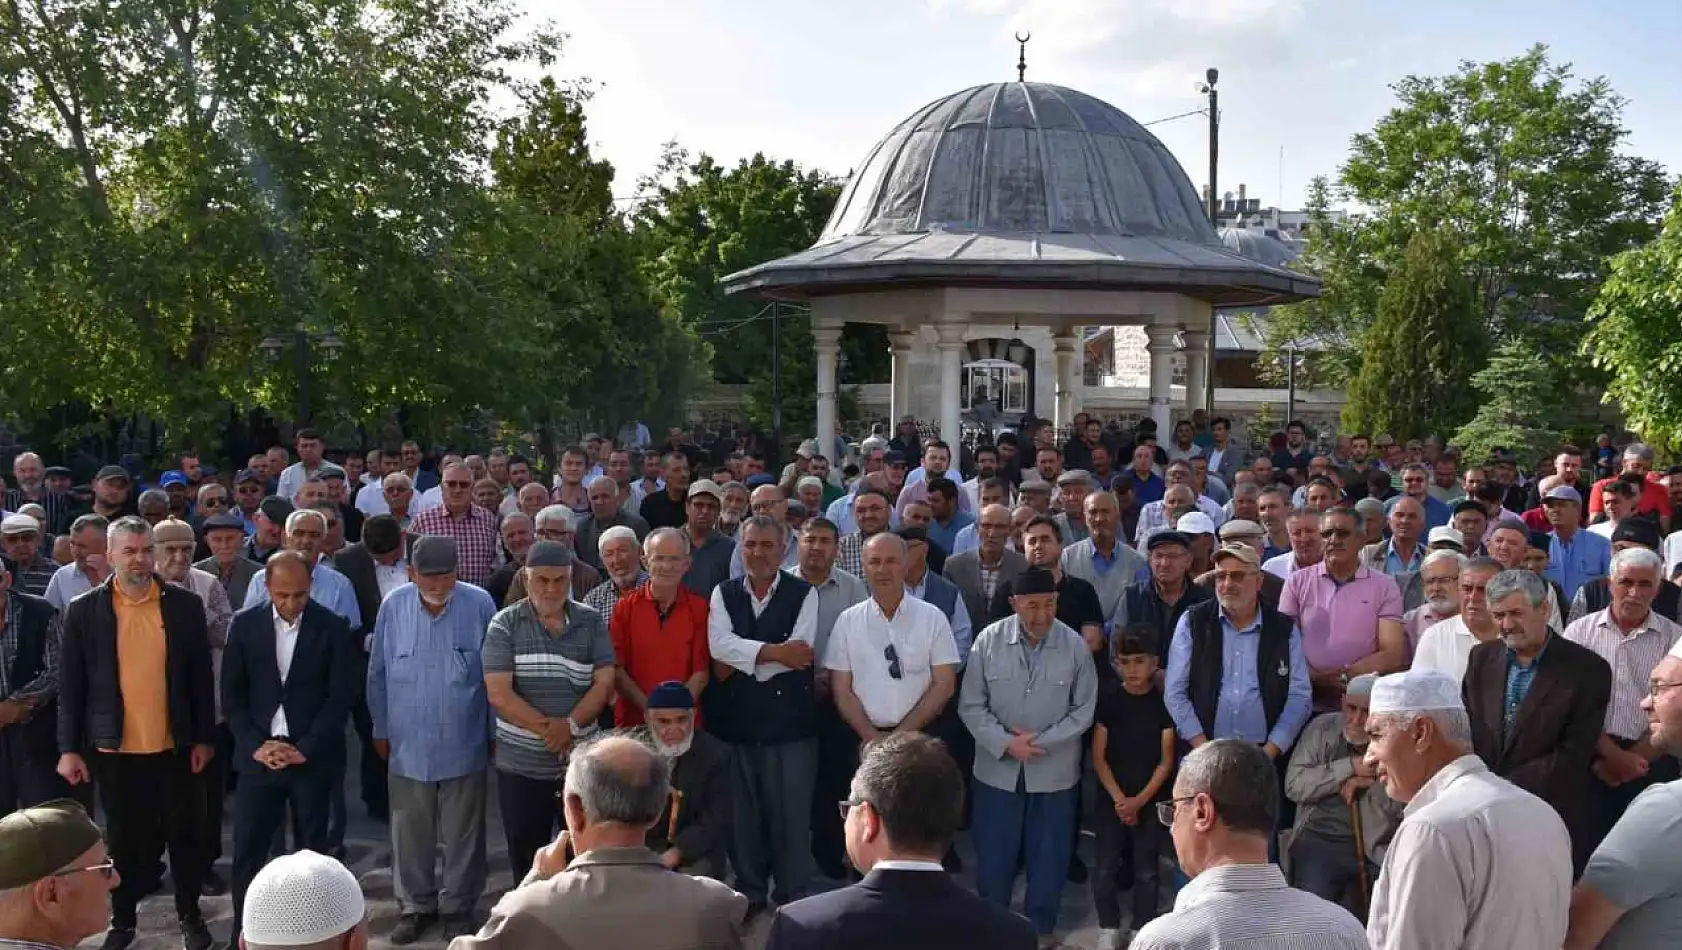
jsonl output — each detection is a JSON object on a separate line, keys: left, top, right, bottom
{"left": 1282, "top": 711, "right": 1404, "bottom": 866}
{"left": 194, "top": 555, "right": 262, "bottom": 615}
{"left": 959, "top": 616, "right": 1098, "bottom": 794}
{"left": 1060, "top": 538, "right": 1148, "bottom": 623}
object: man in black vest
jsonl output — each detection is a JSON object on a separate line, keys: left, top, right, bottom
{"left": 1116, "top": 531, "right": 1214, "bottom": 667}
{"left": 705, "top": 514, "right": 822, "bottom": 917}
{"left": 1164, "top": 543, "right": 1312, "bottom": 764}
{"left": 221, "top": 551, "right": 358, "bottom": 948}
{"left": 0, "top": 556, "right": 78, "bottom": 812}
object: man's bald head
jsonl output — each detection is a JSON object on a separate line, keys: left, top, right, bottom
{"left": 562, "top": 734, "right": 670, "bottom": 829}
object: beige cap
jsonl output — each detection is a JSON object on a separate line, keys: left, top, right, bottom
{"left": 1211, "top": 543, "right": 1261, "bottom": 568}
{"left": 152, "top": 519, "right": 196, "bottom": 545}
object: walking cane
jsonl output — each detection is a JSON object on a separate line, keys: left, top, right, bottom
{"left": 667, "top": 788, "right": 685, "bottom": 842}
{"left": 1350, "top": 794, "right": 1371, "bottom": 917}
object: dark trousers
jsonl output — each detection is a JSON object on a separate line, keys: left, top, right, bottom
{"left": 231, "top": 760, "right": 332, "bottom": 941}
{"left": 930, "top": 699, "right": 975, "bottom": 823}
{"left": 333, "top": 657, "right": 388, "bottom": 844}
{"left": 731, "top": 738, "right": 818, "bottom": 905}
{"left": 496, "top": 769, "right": 563, "bottom": 882}
{"left": 92, "top": 749, "right": 204, "bottom": 929}
{"left": 1288, "top": 832, "right": 1377, "bottom": 912}
{"left": 0, "top": 727, "right": 82, "bottom": 813}
{"left": 196, "top": 724, "right": 232, "bottom": 877}
{"left": 971, "top": 775, "right": 1078, "bottom": 936}
{"left": 1091, "top": 801, "right": 1161, "bottom": 930}
{"left": 810, "top": 703, "right": 859, "bottom": 879}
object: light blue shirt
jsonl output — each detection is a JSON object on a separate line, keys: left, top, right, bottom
{"left": 908, "top": 574, "right": 973, "bottom": 664}
{"left": 1165, "top": 607, "right": 1313, "bottom": 752}
{"left": 1546, "top": 529, "right": 1611, "bottom": 601}
{"left": 243, "top": 559, "right": 361, "bottom": 630}
{"left": 366, "top": 582, "right": 497, "bottom": 782}
{"left": 927, "top": 510, "right": 975, "bottom": 556}
{"left": 950, "top": 523, "right": 980, "bottom": 556}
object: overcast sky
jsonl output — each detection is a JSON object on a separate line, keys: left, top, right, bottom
{"left": 525, "top": 0, "right": 1681, "bottom": 211}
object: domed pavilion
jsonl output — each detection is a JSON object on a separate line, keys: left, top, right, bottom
{"left": 722, "top": 80, "right": 1318, "bottom": 453}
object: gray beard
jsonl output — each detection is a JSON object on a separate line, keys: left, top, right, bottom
{"left": 654, "top": 733, "right": 694, "bottom": 760}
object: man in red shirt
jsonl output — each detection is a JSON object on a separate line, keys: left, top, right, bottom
{"left": 610, "top": 526, "right": 711, "bottom": 725}
{"left": 1588, "top": 443, "right": 1671, "bottom": 531}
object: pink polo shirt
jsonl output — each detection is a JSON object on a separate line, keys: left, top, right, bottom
{"left": 1279, "top": 561, "right": 1403, "bottom": 672}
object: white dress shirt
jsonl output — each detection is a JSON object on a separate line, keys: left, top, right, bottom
{"left": 707, "top": 572, "right": 820, "bottom": 682}
{"left": 270, "top": 608, "right": 302, "bottom": 737}
{"left": 1410, "top": 615, "right": 1486, "bottom": 685}
{"left": 1263, "top": 551, "right": 1312, "bottom": 580}
{"left": 375, "top": 558, "right": 410, "bottom": 602}
{"left": 825, "top": 595, "right": 959, "bottom": 728}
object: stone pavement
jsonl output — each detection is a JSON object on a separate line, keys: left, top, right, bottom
{"left": 101, "top": 742, "right": 1132, "bottom": 950}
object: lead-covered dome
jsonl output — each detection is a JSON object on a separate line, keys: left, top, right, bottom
{"left": 723, "top": 81, "right": 1318, "bottom": 307}
{"left": 823, "top": 82, "right": 1215, "bottom": 244}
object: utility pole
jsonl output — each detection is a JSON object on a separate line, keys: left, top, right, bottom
{"left": 1203, "top": 67, "right": 1220, "bottom": 414}
{"left": 771, "top": 301, "right": 782, "bottom": 466}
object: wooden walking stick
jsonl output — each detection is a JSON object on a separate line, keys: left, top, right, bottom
{"left": 667, "top": 788, "right": 685, "bottom": 842}
{"left": 1350, "top": 792, "right": 1371, "bottom": 916}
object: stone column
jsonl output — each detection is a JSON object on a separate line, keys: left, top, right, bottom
{"left": 1146, "top": 324, "right": 1179, "bottom": 433}
{"left": 936, "top": 321, "right": 966, "bottom": 447}
{"left": 1182, "top": 328, "right": 1211, "bottom": 412}
{"left": 888, "top": 329, "right": 915, "bottom": 424}
{"left": 813, "top": 321, "right": 842, "bottom": 464}
{"left": 1053, "top": 332, "right": 1079, "bottom": 428}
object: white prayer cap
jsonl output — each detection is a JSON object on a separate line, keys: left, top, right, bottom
{"left": 243, "top": 850, "right": 365, "bottom": 946}
{"left": 1369, "top": 669, "right": 1464, "bottom": 715}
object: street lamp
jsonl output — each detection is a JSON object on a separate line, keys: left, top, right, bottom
{"left": 260, "top": 322, "right": 344, "bottom": 425}
{"left": 1198, "top": 67, "right": 1220, "bottom": 413}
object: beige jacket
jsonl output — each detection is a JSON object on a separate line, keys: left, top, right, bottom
{"left": 448, "top": 846, "right": 746, "bottom": 950}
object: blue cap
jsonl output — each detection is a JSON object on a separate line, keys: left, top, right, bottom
{"left": 744, "top": 473, "right": 777, "bottom": 488}
{"left": 159, "top": 470, "right": 188, "bottom": 488}
{"left": 646, "top": 681, "right": 695, "bottom": 710}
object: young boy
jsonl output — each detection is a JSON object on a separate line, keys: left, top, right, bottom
{"left": 1091, "top": 623, "right": 1176, "bottom": 950}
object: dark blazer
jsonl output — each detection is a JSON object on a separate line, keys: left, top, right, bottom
{"left": 194, "top": 555, "right": 263, "bottom": 617}
{"left": 221, "top": 601, "right": 357, "bottom": 773}
{"left": 333, "top": 534, "right": 417, "bottom": 640}
{"left": 764, "top": 867, "right": 1036, "bottom": 950}
{"left": 644, "top": 728, "right": 732, "bottom": 872}
{"left": 942, "top": 548, "right": 1028, "bottom": 637}
{"left": 1463, "top": 633, "right": 1610, "bottom": 866}
{"left": 57, "top": 578, "right": 216, "bottom": 754}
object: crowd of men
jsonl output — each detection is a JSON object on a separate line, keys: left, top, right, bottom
{"left": 1, "top": 411, "right": 1681, "bottom": 950}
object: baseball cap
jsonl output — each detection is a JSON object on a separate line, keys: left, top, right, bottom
{"left": 158, "top": 470, "right": 188, "bottom": 489}
{"left": 744, "top": 473, "right": 777, "bottom": 488}
{"left": 1176, "top": 512, "right": 1216, "bottom": 536}
{"left": 1211, "top": 543, "right": 1261, "bottom": 568}
{"left": 687, "top": 479, "right": 723, "bottom": 501}
{"left": 43, "top": 465, "right": 73, "bottom": 479}
{"left": 883, "top": 450, "right": 909, "bottom": 467}
{"left": 235, "top": 467, "right": 265, "bottom": 484}
{"left": 1543, "top": 485, "right": 1583, "bottom": 506}
{"left": 1611, "top": 517, "right": 1662, "bottom": 550}
{"left": 94, "top": 465, "right": 130, "bottom": 484}
{"left": 1426, "top": 526, "right": 1465, "bottom": 551}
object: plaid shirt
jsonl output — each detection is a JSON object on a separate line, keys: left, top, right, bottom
{"left": 0, "top": 592, "right": 61, "bottom": 709}
{"left": 409, "top": 503, "right": 501, "bottom": 585}
{"left": 14, "top": 556, "right": 59, "bottom": 598}
{"left": 583, "top": 570, "right": 650, "bottom": 619}
{"left": 838, "top": 531, "right": 870, "bottom": 577}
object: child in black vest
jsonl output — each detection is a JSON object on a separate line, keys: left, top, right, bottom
{"left": 1090, "top": 623, "right": 1176, "bottom": 949}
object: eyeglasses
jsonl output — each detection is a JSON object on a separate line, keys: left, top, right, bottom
{"left": 201, "top": 497, "right": 230, "bottom": 508}
{"left": 884, "top": 643, "right": 901, "bottom": 680}
{"left": 1649, "top": 681, "right": 1682, "bottom": 700}
{"left": 1155, "top": 796, "right": 1196, "bottom": 827}
{"left": 53, "top": 861, "right": 116, "bottom": 880}
{"left": 838, "top": 797, "right": 871, "bottom": 820}
{"left": 443, "top": 480, "right": 472, "bottom": 489}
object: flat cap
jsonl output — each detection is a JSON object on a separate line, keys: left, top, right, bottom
{"left": 0, "top": 799, "right": 102, "bottom": 889}
{"left": 43, "top": 465, "right": 73, "bottom": 478}
{"left": 1018, "top": 479, "right": 1052, "bottom": 495}
{"left": 1146, "top": 530, "right": 1191, "bottom": 551}
{"left": 1217, "top": 519, "right": 1264, "bottom": 541}
{"left": 94, "top": 464, "right": 130, "bottom": 483}
{"left": 525, "top": 540, "right": 576, "bottom": 569}
{"left": 0, "top": 514, "right": 40, "bottom": 536}
{"left": 259, "top": 496, "right": 295, "bottom": 524}
{"left": 410, "top": 535, "right": 458, "bottom": 576}
{"left": 1055, "top": 469, "right": 1093, "bottom": 488}
{"left": 202, "top": 513, "right": 246, "bottom": 534}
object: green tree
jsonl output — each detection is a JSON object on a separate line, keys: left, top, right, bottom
{"left": 1584, "top": 186, "right": 1682, "bottom": 450}
{"left": 633, "top": 149, "right": 887, "bottom": 442}
{"left": 1342, "top": 229, "right": 1488, "bottom": 439}
{"left": 1452, "top": 339, "right": 1569, "bottom": 467}
{"left": 0, "top": 0, "right": 612, "bottom": 451}
{"left": 1264, "top": 46, "right": 1670, "bottom": 385}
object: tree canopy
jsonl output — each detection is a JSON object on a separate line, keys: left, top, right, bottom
{"left": 1584, "top": 186, "right": 1682, "bottom": 450}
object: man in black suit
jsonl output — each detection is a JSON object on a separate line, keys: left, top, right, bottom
{"left": 764, "top": 732, "right": 1035, "bottom": 950}
{"left": 221, "top": 551, "right": 357, "bottom": 946}
{"left": 332, "top": 513, "right": 410, "bottom": 824}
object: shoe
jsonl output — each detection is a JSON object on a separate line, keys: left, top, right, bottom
{"left": 388, "top": 913, "right": 436, "bottom": 946}
{"left": 201, "top": 870, "right": 228, "bottom": 897}
{"left": 101, "top": 928, "right": 136, "bottom": 950}
{"left": 181, "top": 918, "right": 214, "bottom": 950}
{"left": 439, "top": 913, "right": 477, "bottom": 940}
{"left": 1096, "top": 928, "right": 1124, "bottom": 950}
{"left": 1067, "top": 855, "right": 1088, "bottom": 884}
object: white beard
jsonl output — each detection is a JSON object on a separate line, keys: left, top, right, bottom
{"left": 1426, "top": 597, "right": 1458, "bottom": 615}
{"left": 654, "top": 733, "right": 694, "bottom": 760}
{"left": 421, "top": 591, "right": 453, "bottom": 608}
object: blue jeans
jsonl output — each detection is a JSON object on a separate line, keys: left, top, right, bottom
{"left": 971, "top": 775, "right": 1078, "bottom": 936}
